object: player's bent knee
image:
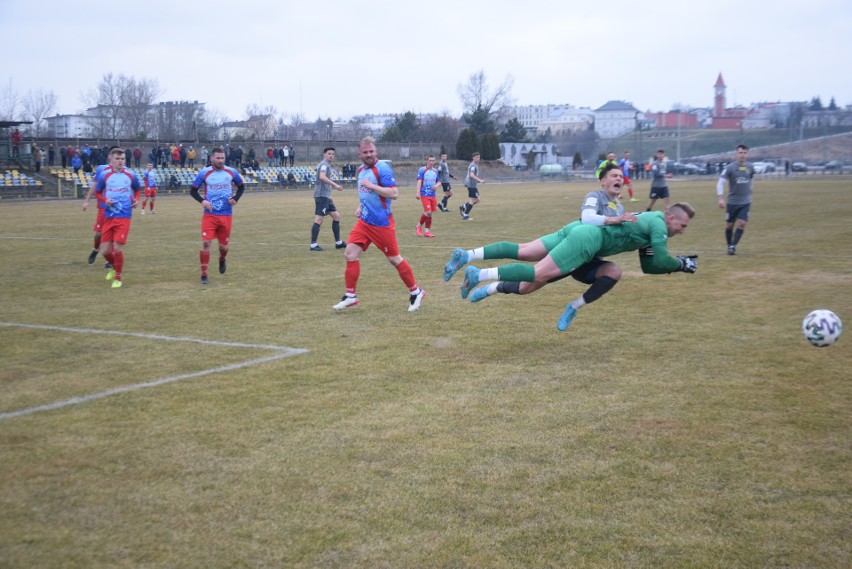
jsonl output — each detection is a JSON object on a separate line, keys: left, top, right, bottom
{"left": 599, "top": 262, "right": 622, "bottom": 280}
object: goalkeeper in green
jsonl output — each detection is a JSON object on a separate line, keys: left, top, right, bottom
{"left": 443, "top": 202, "right": 698, "bottom": 331}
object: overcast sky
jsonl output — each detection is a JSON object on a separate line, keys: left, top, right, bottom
{"left": 2, "top": 0, "right": 850, "bottom": 122}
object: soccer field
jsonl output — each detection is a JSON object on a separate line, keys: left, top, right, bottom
{"left": 1, "top": 178, "right": 850, "bottom": 567}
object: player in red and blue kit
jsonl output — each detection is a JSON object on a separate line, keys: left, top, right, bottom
{"left": 95, "top": 148, "right": 141, "bottom": 288}
{"left": 140, "top": 163, "right": 158, "bottom": 214}
{"left": 83, "top": 153, "right": 118, "bottom": 266}
{"left": 333, "top": 137, "right": 425, "bottom": 312}
{"left": 415, "top": 155, "right": 440, "bottom": 237}
{"left": 190, "top": 147, "right": 245, "bottom": 285}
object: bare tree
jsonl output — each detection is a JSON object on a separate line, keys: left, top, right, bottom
{"left": 199, "top": 106, "right": 229, "bottom": 142}
{"left": 244, "top": 104, "right": 278, "bottom": 140}
{"left": 456, "top": 70, "right": 515, "bottom": 116}
{"left": 82, "top": 73, "right": 129, "bottom": 139}
{"left": 21, "top": 89, "right": 58, "bottom": 137}
{"left": 277, "top": 112, "right": 306, "bottom": 140}
{"left": 421, "top": 113, "right": 462, "bottom": 145}
{"left": 0, "top": 79, "right": 22, "bottom": 121}
{"left": 121, "top": 78, "right": 161, "bottom": 139}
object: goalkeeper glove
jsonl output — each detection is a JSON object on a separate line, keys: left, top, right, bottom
{"left": 676, "top": 255, "right": 698, "bottom": 273}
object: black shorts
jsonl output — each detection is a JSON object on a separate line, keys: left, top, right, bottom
{"left": 314, "top": 197, "right": 338, "bottom": 217}
{"left": 649, "top": 186, "right": 669, "bottom": 200}
{"left": 466, "top": 186, "right": 479, "bottom": 199}
{"left": 441, "top": 182, "right": 452, "bottom": 192}
{"left": 545, "top": 258, "right": 609, "bottom": 285}
{"left": 725, "top": 202, "right": 751, "bottom": 223}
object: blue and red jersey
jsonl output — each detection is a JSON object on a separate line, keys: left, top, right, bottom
{"left": 417, "top": 166, "right": 440, "bottom": 197}
{"left": 93, "top": 164, "right": 109, "bottom": 210}
{"left": 143, "top": 169, "right": 157, "bottom": 189}
{"left": 357, "top": 161, "right": 397, "bottom": 227}
{"left": 96, "top": 168, "right": 141, "bottom": 219}
{"left": 192, "top": 166, "right": 244, "bottom": 216}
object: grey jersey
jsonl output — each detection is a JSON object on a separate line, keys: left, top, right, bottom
{"left": 314, "top": 160, "right": 334, "bottom": 198}
{"left": 720, "top": 162, "right": 754, "bottom": 205}
{"left": 465, "top": 161, "right": 479, "bottom": 188}
{"left": 581, "top": 189, "right": 624, "bottom": 220}
{"left": 439, "top": 160, "right": 451, "bottom": 183}
{"left": 650, "top": 159, "right": 668, "bottom": 188}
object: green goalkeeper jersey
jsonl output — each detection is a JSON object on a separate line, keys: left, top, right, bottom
{"left": 546, "top": 211, "right": 682, "bottom": 275}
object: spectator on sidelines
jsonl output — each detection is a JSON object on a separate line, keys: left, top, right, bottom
{"left": 11, "top": 128, "right": 21, "bottom": 157}
{"left": 32, "top": 144, "right": 43, "bottom": 173}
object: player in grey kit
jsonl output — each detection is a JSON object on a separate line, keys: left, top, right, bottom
{"left": 437, "top": 153, "right": 455, "bottom": 212}
{"left": 646, "top": 149, "right": 672, "bottom": 211}
{"left": 459, "top": 152, "right": 485, "bottom": 220}
{"left": 310, "top": 147, "right": 346, "bottom": 251}
{"left": 717, "top": 144, "right": 755, "bottom": 255}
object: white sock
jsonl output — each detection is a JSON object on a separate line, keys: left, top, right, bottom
{"left": 486, "top": 282, "right": 499, "bottom": 296}
{"left": 479, "top": 267, "right": 499, "bottom": 282}
{"left": 469, "top": 247, "right": 485, "bottom": 261}
{"left": 570, "top": 297, "right": 586, "bottom": 310}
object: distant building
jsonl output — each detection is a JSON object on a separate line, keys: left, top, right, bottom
{"left": 593, "top": 100, "right": 640, "bottom": 138}
{"left": 537, "top": 107, "right": 594, "bottom": 136}
{"left": 498, "top": 142, "right": 565, "bottom": 169}
{"left": 644, "top": 110, "right": 699, "bottom": 129}
{"left": 511, "top": 104, "right": 568, "bottom": 135}
{"left": 218, "top": 120, "right": 251, "bottom": 140}
{"left": 350, "top": 114, "right": 396, "bottom": 136}
{"left": 44, "top": 114, "right": 92, "bottom": 138}
{"left": 801, "top": 109, "right": 852, "bottom": 128}
{"left": 711, "top": 73, "right": 748, "bottom": 129}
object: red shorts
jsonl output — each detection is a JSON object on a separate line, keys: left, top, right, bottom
{"left": 201, "top": 214, "right": 233, "bottom": 245}
{"left": 144, "top": 187, "right": 157, "bottom": 198}
{"left": 348, "top": 218, "right": 400, "bottom": 256}
{"left": 623, "top": 176, "right": 632, "bottom": 186}
{"left": 101, "top": 217, "right": 131, "bottom": 245}
{"left": 93, "top": 208, "right": 106, "bottom": 232}
{"left": 420, "top": 196, "right": 437, "bottom": 213}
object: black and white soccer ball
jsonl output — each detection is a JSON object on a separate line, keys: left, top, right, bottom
{"left": 802, "top": 309, "right": 842, "bottom": 347}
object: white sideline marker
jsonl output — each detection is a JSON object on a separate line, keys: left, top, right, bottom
{"left": 0, "top": 321, "right": 309, "bottom": 421}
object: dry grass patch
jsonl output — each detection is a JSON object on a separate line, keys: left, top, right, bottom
{"left": 0, "top": 178, "right": 849, "bottom": 567}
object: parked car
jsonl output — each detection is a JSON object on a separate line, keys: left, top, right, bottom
{"left": 753, "top": 161, "right": 776, "bottom": 174}
{"left": 791, "top": 161, "right": 808, "bottom": 172}
{"left": 824, "top": 160, "right": 843, "bottom": 172}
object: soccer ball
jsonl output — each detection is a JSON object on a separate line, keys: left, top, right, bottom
{"left": 801, "top": 309, "right": 843, "bottom": 347}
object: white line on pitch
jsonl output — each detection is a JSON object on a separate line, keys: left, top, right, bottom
{"left": 0, "top": 321, "right": 305, "bottom": 352}
{"left": 0, "top": 322, "right": 308, "bottom": 421}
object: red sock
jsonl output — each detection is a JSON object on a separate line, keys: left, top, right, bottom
{"left": 149, "top": 201, "right": 154, "bottom": 212}
{"left": 94, "top": 234, "right": 101, "bottom": 249}
{"left": 395, "top": 259, "right": 417, "bottom": 291}
{"left": 419, "top": 214, "right": 427, "bottom": 225}
{"left": 141, "top": 200, "right": 147, "bottom": 209}
{"left": 628, "top": 187, "right": 634, "bottom": 198}
{"left": 344, "top": 259, "right": 360, "bottom": 294}
{"left": 113, "top": 250, "right": 124, "bottom": 280}
{"left": 218, "top": 245, "right": 228, "bottom": 261}
{"left": 425, "top": 216, "right": 432, "bottom": 229}
{"left": 103, "top": 249, "right": 115, "bottom": 266}
{"left": 200, "top": 250, "right": 210, "bottom": 275}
